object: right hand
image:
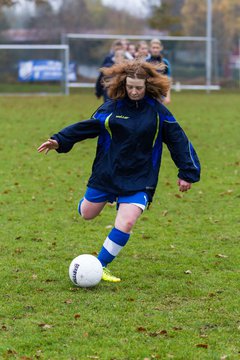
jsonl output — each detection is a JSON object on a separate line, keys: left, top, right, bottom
{"left": 37, "top": 139, "right": 59, "bottom": 154}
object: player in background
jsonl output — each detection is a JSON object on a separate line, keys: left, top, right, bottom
{"left": 95, "top": 49, "right": 126, "bottom": 102}
{"left": 101, "top": 39, "right": 123, "bottom": 67}
{"left": 125, "top": 42, "right": 136, "bottom": 59}
{"left": 38, "top": 60, "right": 200, "bottom": 283}
{"left": 135, "top": 41, "right": 150, "bottom": 60}
{"left": 120, "top": 38, "right": 134, "bottom": 60}
{"left": 147, "top": 38, "right": 171, "bottom": 104}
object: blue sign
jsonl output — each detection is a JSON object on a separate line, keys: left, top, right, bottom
{"left": 18, "top": 60, "right": 76, "bottom": 82}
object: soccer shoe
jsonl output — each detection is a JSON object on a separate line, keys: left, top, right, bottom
{"left": 102, "top": 267, "right": 121, "bottom": 282}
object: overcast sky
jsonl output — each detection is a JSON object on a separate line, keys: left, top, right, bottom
{"left": 101, "top": 0, "right": 160, "bottom": 17}
{"left": 4, "top": 0, "right": 161, "bottom": 18}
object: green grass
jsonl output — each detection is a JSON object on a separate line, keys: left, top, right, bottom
{"left": 1, "top": 90, "right": 240, "bottom": 360}
{"left": 0, "top": 82, "right": 63, "bottom": 94}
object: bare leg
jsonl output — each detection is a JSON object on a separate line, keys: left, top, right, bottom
{"left": 80, "top": 198, "right": 107, "bottom": 220}
{"left": 97, "top": 203, "right": 143, "bottom": 274}
{"left": 115, "top": 203, "right": 143, "bottom": 233}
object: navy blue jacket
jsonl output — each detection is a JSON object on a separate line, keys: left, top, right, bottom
{"left": 52, "top": 97, "right": 200, "bottom": 202}
{"left": 147, "top": 55, "right": 171, "bottom": 77}
{"left": 95, "top": 59, "right": 114, "bottom": 102}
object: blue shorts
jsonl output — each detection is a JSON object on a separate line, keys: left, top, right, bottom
{"left": 83, "top": 187, "right": 149, "bottom": 211}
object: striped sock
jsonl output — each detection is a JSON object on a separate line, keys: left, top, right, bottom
{"left": 97, "top": 227, "right": 130, "bottom": 267}
{"left": 77, "top": 198, "right": 84, "bottom": 215}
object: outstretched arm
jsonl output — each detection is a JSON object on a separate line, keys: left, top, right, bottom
{"left": 37, "top": 118, "right": 101, "bottom": 154}
{"left": 37, "top": 139, "right": 59, "bottom": 154}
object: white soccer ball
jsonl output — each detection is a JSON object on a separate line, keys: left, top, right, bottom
{"left": 69, "top": 254, "right": 103, "bottom": 288}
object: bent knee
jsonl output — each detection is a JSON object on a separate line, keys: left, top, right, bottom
{"left": 115, "top": 217, "right": 136, "bottom": 233}
{"left": 81, "top": 211, "right": 97, "bottom": 221}
{"left": 78, "top": 206, "right": 96, "bottom": 220}
{"left": 125, "top": 218, "right": 136, "bottom": 230}
{"left": 78, "top": 199, "right": 101, "bottom": 220}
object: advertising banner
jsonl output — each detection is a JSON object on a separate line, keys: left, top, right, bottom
{"left": 18, "top": 60, "right": 76, "bottom": 82}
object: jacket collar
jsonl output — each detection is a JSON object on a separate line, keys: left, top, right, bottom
{"left": 122, "top": 95, "right": 149, "bottom": 110}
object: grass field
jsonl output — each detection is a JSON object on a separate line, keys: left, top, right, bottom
{"left": 1, "top": 90, "right": 240, "bottom": 360}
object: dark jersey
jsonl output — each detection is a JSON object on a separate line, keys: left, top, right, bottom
{"left": 52, "top": 97, "right": 200, "bottom": 201}
{"left": 147, "top": 55, "right": 171, "bottom": 77}
{"left": 95, "top": 59, "right": 114, "bottom": 102}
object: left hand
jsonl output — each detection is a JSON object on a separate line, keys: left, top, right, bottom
{"left": 37, "top": 138, "right": 59, "bottom": 154}
{"left": 178, "top": 178, "right": 191, "bottom": 192}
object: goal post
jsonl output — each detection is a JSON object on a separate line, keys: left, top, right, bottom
{"left": 0, "top": 44, "right": 69, "bottom": 95}
{"left": 63, "top": 33, "right": 220, "bottom": 92}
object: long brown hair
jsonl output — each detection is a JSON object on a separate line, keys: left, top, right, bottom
{"left": 100, "top": 59, "right": 170, "bottom": 101}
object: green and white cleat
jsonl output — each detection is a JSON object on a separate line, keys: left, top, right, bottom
{"left": 102, "top": 267, "right": 121, "bottom": 283}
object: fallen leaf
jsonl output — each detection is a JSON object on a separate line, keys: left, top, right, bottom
{"left": 35, "top": 350, "right": 42, "bottom": 357}
{"left": 3, "top": 189, "right": 11, "bottom": 194}
{"left": 148, "top": 329, "right": 168, "bottom": 337}
{"left": 184, "top": 270, "right": 192, "bottom": 274}
{"left": 7, "top": 349, "right": 17, "bottom": 355}
{"left": 162, "top": 210, "right": 168, "bottom": 216}
{"left": 136, "top": 326, "right": 147, "bottom": 332}
{"left": 175, "top": 194, "right": 183, "bottom": 198}
{"left": 220, "top": 189, "right": 233, "bottom": 196}
{"left": 74, "top": 314, "right": 81, "bottom": 319}
{"left": 38, "top": 323, "right": 52, "bottom": 329}
{"left": 196, "top": 343, "right": 208, "bottom": 348}
{"left": 215, "top": 254, "right": 228, "bottom": 258}
{"left": 208, "top": 292, "right": 216, "bottom": 297}
{"left": 31, "top": 237, "right": 43, "bottom": 242}
{"left": 64, "top": 299, "right": 73, "bottom": 304}
{"left": 14, "top": 248, "right": 23, "bottom": 254}
{"left": 172, "top": 326, "right": 183, "bottom": 331}
{"left": 142, "top": 234, "right": 150, "bottom": 239}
